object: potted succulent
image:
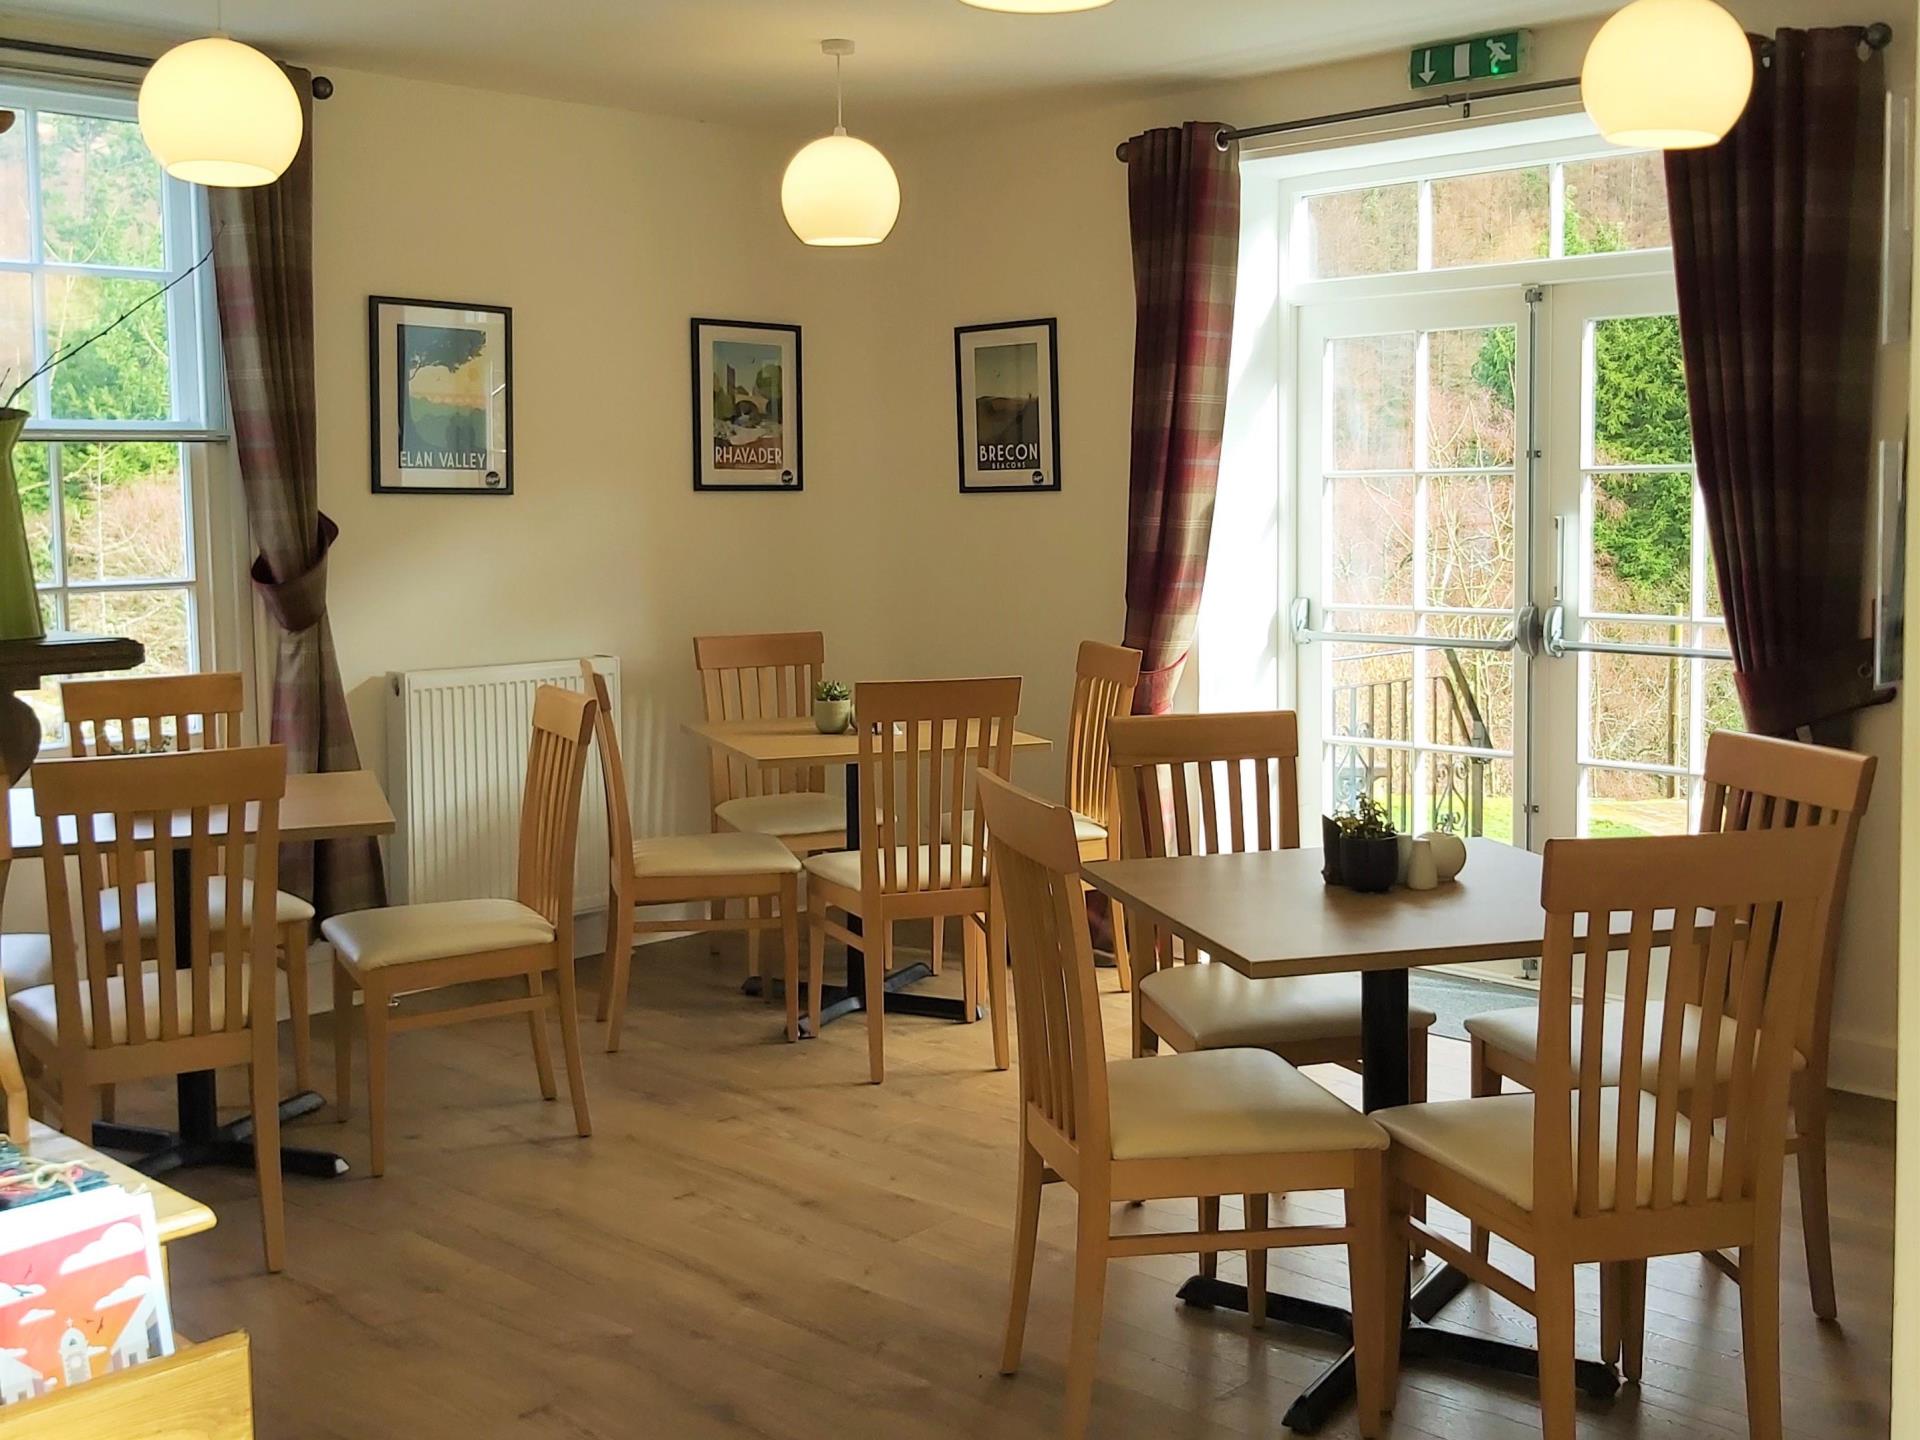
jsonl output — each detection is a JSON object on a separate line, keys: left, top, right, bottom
{"left": 812, "top": 679, "right": 852, "bottom": 734}
{"left": 1332, "top": 795, "right": 1399, "bottom": 894}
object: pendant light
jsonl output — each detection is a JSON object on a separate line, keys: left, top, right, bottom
{"left": 1582, "top": 0, "right": 1754, "bottom": 150}
{"left": 781, "top": 40, "right": 900, "bottom": 248}
{"left": 139, "top": 2, "right": 302, "bottom": 188}
{"left": 958, "top": 0, "right": 1115, "bottom": 10}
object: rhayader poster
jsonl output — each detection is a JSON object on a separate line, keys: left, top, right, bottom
{"left": 692, "top": 319, "right": 803, "bottom": 491}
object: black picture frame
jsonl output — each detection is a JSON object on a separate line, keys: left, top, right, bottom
{"left": 953, "top": 317, "right": 1062, "bottom": 494}
{"left": 690, "top": 317, "right": 805, "bottom": 493}
{"left": 368, "top": 295, "right": 514, "bottom": 496}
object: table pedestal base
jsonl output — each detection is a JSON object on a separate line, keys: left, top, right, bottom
{"left": 95, "top": 1082, "right": 349, "bottom": 1180}
{"left": 1176, "top": 1262, "right": 1620, "bottom": 1434}
{"left": 742, "top": 965, "right": 984, "bottom": 1036}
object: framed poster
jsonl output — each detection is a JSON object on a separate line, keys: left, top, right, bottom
{"left": 368, "top": 296, "right": 513, "bottom": 495}
{"left": 954, "top": 318, "right": 1060, "bottom": 494}
{"left": 690, "top": 318, "right": 803, "bottom": 492}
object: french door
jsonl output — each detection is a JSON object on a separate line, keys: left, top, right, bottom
{"left": 1294, "top": 274, "right": 1738, "bottom": 848}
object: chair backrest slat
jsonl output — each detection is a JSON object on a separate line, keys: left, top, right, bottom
{"left": 35, "top": 747, "right": 286, "bottom": 1059}
{"left": 979, "top": 774, "right": 1110, "bottom": 1158}
{"left": 854, "top": 678, "right": 1021, "bottom": 898}
{"left": 692, "top": 631, "right": 827, "bottom": 812}
{"left": 1533, "top": 828, "right": 1835, "bottom": 1228}
{"left": 1064, "top": 642, "right": 1142, "bottom": 832}
{"left": 514, "top": 686, "right": 598, "bottom": 939}
{"left": 1107, "top": 711, "right": 1300, "bottom": 975}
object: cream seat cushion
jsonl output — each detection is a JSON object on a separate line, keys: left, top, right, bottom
{"left": 939, "top": 809, "right": 1107, "bottom": 846}
{"left": 715, "top": 792, "right": 844, "bottom": 839}
{"left": 100, "top": 878, "right": 314, "bottom": 939}
{"left": 804, "top": 845, "right": 982, "bottom": 893}
{"left": 1106, "top": 1048, "right": 1388, "bottom": 1161}
{"left": 1141, "top": 963, "right": 1437, "bottom": 1048}
{"left": 1462, "top": 1001, "right": 1805, "bottom": 1085}
{"left": 1375, "top": 1090, "right": 1724, "bottom": 1211}
{"left": 322, "top": 899, "right": 554, "bottom": 973}
{"left": 631, "top": 832, "right": 801, "bottom": 879}
{"left": 1, "top": 933, "right": 53, "bottom": 993}
{"left": 9, "top": 968, "right": 248, "bottom": 1049}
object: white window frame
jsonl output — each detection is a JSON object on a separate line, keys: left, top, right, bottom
{"left": 0, "top": 74, "right": 247, "bottom": 747}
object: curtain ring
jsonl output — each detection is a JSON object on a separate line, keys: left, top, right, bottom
{"left": 1214, "top": 125, "right": 1233, "bottom": 152}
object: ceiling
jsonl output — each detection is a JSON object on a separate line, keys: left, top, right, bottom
{"left": 0, "top": 0, "right": 1617, "bottom": 128}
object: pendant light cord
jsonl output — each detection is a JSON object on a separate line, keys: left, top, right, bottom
{"left": 834, "top": 51, "right": 845, "bottom": 134}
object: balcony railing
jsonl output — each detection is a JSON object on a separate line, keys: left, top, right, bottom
{"left": 1330, "top": 647, "right": 1493, "bottom": 838}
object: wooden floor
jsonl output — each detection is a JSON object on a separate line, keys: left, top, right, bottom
{"left": 128, "top": 934, "right": 1892, "bottom": 1439}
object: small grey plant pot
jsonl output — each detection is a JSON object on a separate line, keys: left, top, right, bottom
{"left": 813, "top": 699, "right": 852, "bottom": 734}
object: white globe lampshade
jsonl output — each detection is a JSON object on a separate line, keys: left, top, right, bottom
{"left": 139, "top": 36, "right": 303, "bottom": 187}
{"left": 958, "top": 0, "right": 1115, "bottom": 10}
{"left": 780, "top": 130, "right": 900, "bottom": 247}
{"left": 1582, "top": 0, "right": 1754, "bottom": 150}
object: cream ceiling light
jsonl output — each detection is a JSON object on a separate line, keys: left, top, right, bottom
{"left": 1582, "top": 0, "right": 1754, "bottom": 149}
{"left": 958, "top": 0, "right": 1117, "bottom": 11}
{"left": 781, "top": 40, "right": 900, "bottom": 248}
{"left": 139, "top": 33, "right": 303, "bottom": 186}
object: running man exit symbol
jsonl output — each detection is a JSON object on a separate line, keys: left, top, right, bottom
{"left": 1410, "top": 30, "right": 1529, "bottom": 89}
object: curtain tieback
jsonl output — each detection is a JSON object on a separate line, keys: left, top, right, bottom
{"left": 252, "top": 512, "right": 338, "bottom": 635}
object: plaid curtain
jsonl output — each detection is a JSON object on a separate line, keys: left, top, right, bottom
{"left": 1665, "top": 28, "right": 1885, "bottom": 736}
{"left": 1121, "top": 122, "right": 1241, "bottom": 715}
{"left": 211, "top": 69, "right": 386, "bottom": 916}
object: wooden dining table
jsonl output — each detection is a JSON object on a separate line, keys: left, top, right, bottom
{"left": 1082, "top": 838, "right": 1636, "bottom": 1435}
{"left": 8, "top": 768, "right": 396, "bottom": 1181}
{"left": 684, "top": 716, "right": 1051, "bottom": 1033}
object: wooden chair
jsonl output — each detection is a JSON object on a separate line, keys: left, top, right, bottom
{"left": 60, "top": 673, "right": 317, "bottom": 1099}
{"left": 582, "top": 662, "right": 802, "bottom": 1049}
{"left": 323, "top": 685, "right": 596, "bottom": 1176}
{"left": 977, "top": 772, "right": 1392, "bottom": 1440}
{"left": 1063, "top": 640, "right": 1141, "bottom": 991}
{"left": 0, "top": 828, "right": 27, "bottom": 1141}
{"left": 693, "top": 632, "right": 845, "bottom": 984}
{"left": 1464, "top": 730, "right": 1876, "bottom": 1317}
{"left": 1377, "top": 825, "right": 1838, "bottom": 1440}
{"left": 1108, "top": 710, "right": 1437, "bottom": 1095}
{"left": 8, "top": 745, "right": 290, "bottom": 1270}
{"left": 0, "top": 1329, "right": 255, "bottom": 1440}
{"left": 805, "top": 677, "right": 1019, "bottom": 1083}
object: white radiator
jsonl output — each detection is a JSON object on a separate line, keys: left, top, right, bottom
{"left": 385, "top": 655, "right": 619, "bottom": 914}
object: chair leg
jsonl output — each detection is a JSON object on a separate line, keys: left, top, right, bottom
{"left": 332, "top": 961, "right": 354, "bottom": 1122}
{"left": 1620, "top": 1258, "right": 1646, "bottom": 1382}
{"left": 552, "top": 958, "right": 592, "bottom": 1139}
{"left": 1131, "top": 984, "right": 1156, "bottom": 1058}
{"left": 777, "top": 879, "right": 800, "bottom": 1043}
{"left": 1469, "top": 1036, "right": 1496, "bottom": 1262}
{"left": 1062, "top": 1193, "right": 1110, "bottom": 1440}
{"left": 1001, "top": 1140, "right": 1044, "bottom": 1375}
{"left": 1740, "top": 1224, "right": 1785, "bottom": 1440}
{"left": 525, "top": 969, "right": 558, "bottom": 1101}
{"left": 98, "top": 1084, "right": 116, "bottom": 1124}
{"left": 807, "top": 904, "right": 826, "bottom": 1039}
{"left": 1109, "top": 895, "right": 1132, "bottom": 993}
{"left": 1408, "top": 1027, "right": 1429, "bottom": 1256}
{"left": 1796, "top": 1101, "right": 1838, "bottom": 1320}
{"left": 745, "top": 896, "right": 762, "bottom": 992}
{"left": 960, "top": 917, "right": 983, "bottom": 1024}
{"left": 1198, "top": 1196, "right": 1220, "bottom": 1278}
{"left": 1534, "top": 1257, "right": 1579, "bottom": 1440}
{"left": 249, "top": 1045, "right": 287, "bottom": 1273}
{"left": 601, "top": 898, "right": 635, "bottom": 1054}
{"left": 1347, "top": 1157, "right": 1388, "bottom": 1440}
{"left": 364, "top": 984, "right": 390, "bottom": 1178}
{"left": 929, "top": 915, "right": 945, "bottom": 976}
{"left": 865, "top": 924, "right": 887, "bottom": 1084}
{"left": 58, "top": 1076, "right": 96, "bottom": 1145}
{"left": 283, "top": 922, "right": 313, "bottom": 1095}
{"left": 1245, "top": 1192, "right": 1268, "bottom": 1330}
{"left": 1600, "top": 1263, "right": 1623, "bottom": 1368}
{"left": 1380, "top": 1176, "right": 1409, "bottom": 1403}
{"left": 985, "top": 902, "right": 1009, "bottom": 1072}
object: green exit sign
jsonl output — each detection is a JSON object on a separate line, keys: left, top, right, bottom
{"left": 1410, "top": 31, "right": 1529, "bottom": 89}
